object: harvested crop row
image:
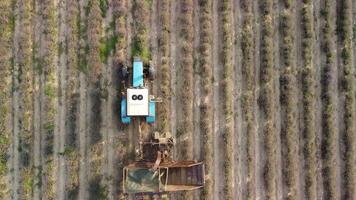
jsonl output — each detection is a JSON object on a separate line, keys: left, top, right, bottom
{"left": 18, "top": 1, "right": 33, "bottom": 198}
{"left": 240, "top": 0, "right": 255, "bottom": 199}
{"left": 64, "top": 0, "right": 80, "bottom": 199}
{"left": 220, "top": 0, "right": 234, "bottom": 199}
{"left": 158, "top": 0, "right": 170, "bottom": 133}
{"left": 86, "top": 0, "right": 107, "bottom": 199}
{"left": 320, "top": 1, "right": 338, "bottom": 199}
{"left": 198, "top": 0, "right": 213, "bottom": 199}
{"left": 0, "top": 0, "right": 13, "bottom": 198}
{"left": 177, "top": 0, "right": 194, "bottom": 199}
{"left": 339, "top": 0, "right": 355, "bottom": 199}
{"left": 38, "top": 0, "right": 58, "bottom": 199}
{"left": 300, "top": 0, "right": 317, "bottom": 199}
{"left": 132, "top": 0, "right": 150, "bottom": 63}
{"left": 279, "top": 1, "right": 298, "bottom": 199}
{"left": 259, "top": 0, "right": 277, "bottom": 199}
{"left": 177, "top": 0, "right": 194, "bottom": 160}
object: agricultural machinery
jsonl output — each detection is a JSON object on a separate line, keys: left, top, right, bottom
{"left": 120, "top": 57, "right": 157, "bottom": 124}
{"left": 120, "top": 58, "right": 205, "bottom": 197}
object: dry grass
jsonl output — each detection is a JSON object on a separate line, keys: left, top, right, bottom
{"left": 0, "top": 1, "right": 12, "bottom": 198}
{"left": 339, "top": 0, "right": 355, "bottom": 199}
{"left": 240, "top": 0, "right": 255, "bottom": 199}
{"left": 220, "top": 0, "right": 234, "bottom": 199}
{"left": 158, "top": 0, "right": 171, "bottom": 133}
{"left": 301, "top": 1, "right": 317, "bottom": 199}
{"left": 279, "top": 1, "right": 298, "bottom": 199}
{"left": 132, "top": 0, "right": 150, "bottom": 63}
{"left": 320, "top": 1, "right": 338, "bottom": 199}
{"left": 259, "top": 0, "right": 277, "bottom": 199}
{"left": 198, "top": 0, "right": 213, "bottom": 199}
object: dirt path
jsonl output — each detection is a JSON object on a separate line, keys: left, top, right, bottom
{"left": 77, "top": 0, "right": 89, "bottom": 199}
{"left": 232, "top": 0, "right": 244, "bottom": 199}
{"left": 272, "top": 2, "right": 283, "bottom": 199}
{"left": 295, "top": 1, "right": 305, "bottom": 199}
{"left": 170, "top": 0, "right": 178, "bottom": 161}
{"left": 192, "top": 0, "right": 201, "bottom": 199}
{"left": 10, "top": 1, "right": 21, "bottom": 197}
{"left": 312, "top": 1, "right": 324, "bottom": 199}
{"left": 212, "top": 0, "right": 224, "bottom": 199}
{"left": 253, "top": 0, "right": 264, "bottom": 199}
{"left": 192, "top": 0, "right": 202, "bottom": 165}
{"left": 55, "top": 1, "right": 68, "bottom": 199}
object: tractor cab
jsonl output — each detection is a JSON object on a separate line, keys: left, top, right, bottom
{"left": 121, "top": 58, "right": 157, "bottom": 124}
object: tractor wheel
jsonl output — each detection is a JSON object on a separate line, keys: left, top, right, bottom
{"left": 121, "top": 65, "right": 129, "bottom": 79}
{"left": 148, "top": 64, "right": 155, "bottom": 80}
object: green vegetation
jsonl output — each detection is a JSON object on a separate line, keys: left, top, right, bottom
{"left": 321, "top": 1, "right": 337, "bottom": 199}
{"left": 132, "top": 0, "right": 151, "bottom": 63}
{"left": 240, "top": 0, "right": 255, "bottom": 199}
{"left": 158, "top": 0, "right": 171, "bottom": 133}
{"left": 198, "top": 0, "right": 213, "bottom": 199}
{"left": 301, "top": 1, "right": 317, "bottom": 199}
{"left": 0, "top": 0, "right": 12, "bottom": 198}
{"left": 339, "top": 0, "right": 355, "bottom": 199}
{"left": 259, "top": 0, "right": 277, "bottom": 199}
{"left": 279, "top": 1, "right": 298, "bottom": 199}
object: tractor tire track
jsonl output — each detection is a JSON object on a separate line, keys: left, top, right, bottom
{"left": 312, "top": 0, "right": 324, "bottom": 199}
{"left": 78, "top": 1, "right": 89, "bottom": 199}
{"left": 212, "top": 0, "right": 224, "bottom": 198}
{"left": 10, "top": 1, "right": 22, "bottom": 197}
{"left": 253, "top": 0, "right": 264, "bottom": 199}
{"left": 56, "top": 1, "right": 68, "bottom": 199}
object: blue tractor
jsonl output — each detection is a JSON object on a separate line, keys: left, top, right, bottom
{"left": 120, "top": 58, "right": 157, "bottom": 124}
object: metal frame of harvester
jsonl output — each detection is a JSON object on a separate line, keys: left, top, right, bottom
{"left": 120, "top": 58, "right": 205, "bottom": 198}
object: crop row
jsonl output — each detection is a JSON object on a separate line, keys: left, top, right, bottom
{"left": 18, "top": 0, "right": 33, "bottom": 198}
{"left": 157, "top": 0, "right": 170, "bottom": 133}
{"left": 65, "top": 0, "right": 80, "bottom": 198}
{"left": 259, "top": 0, "right": 277, "bottom": 199}
{"left": 339, "top": 0, "right": 355, "bottom": 199}
{"left": 0, "top": 0, "right": 12, "bottom": 198}
{"left": 178, "top": 0, "right": 194, "bottom": 160}
{"left": 220, "top": 0, "right": 234, "bottom": 199}
{"left": 87, "top": 0, "right": 108, "bottom": 199}
{"left": 279, "top": 1, "right": 298, "bottom": 199}
{"left": 198, "top": 0, "right": 213, "bottom": 199}
{"left": 132, "top": 0, "right": 150, "bottom": 62}
{"left": 41, "top": 0, "right": 58, "bottom": 198}
{"left": 177, "top": 0, "right": 194, "bottom": 199}
{"left": 240, "top": 0, "right": 255, "bottom": 199}
{"left": 320, "top": 1, "right": 337, "bottom": 199}
{"left": 300, "top": 0, "right": 317, "bottom": 199}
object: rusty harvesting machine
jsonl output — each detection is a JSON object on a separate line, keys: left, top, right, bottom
{"left": 120, "top": 58, "right": 205, "bottom": 198}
